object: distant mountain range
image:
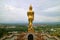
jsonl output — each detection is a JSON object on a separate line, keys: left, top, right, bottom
{"left": 34, "top": 22, "right": 60, "bottom": 24}
{"left": 0, "top": 22, "right": 60, "bottom": 25}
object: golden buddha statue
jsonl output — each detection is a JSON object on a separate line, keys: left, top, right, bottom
{"left": 27, "top": 5, "right": 34, "bottom": 32}
{"left": 16, "top": 5, "right": 44, "bottom": 40}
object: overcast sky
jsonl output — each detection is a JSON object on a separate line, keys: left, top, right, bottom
{"left": 0, "top": 0, "right": 60, "bottom": 23}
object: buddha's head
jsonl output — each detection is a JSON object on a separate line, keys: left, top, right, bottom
{"left": 29, "top": 5, "right": 32, "bottom": 10}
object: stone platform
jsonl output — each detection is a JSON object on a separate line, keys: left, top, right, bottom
{"left": 15, "top": 32, "right": 44, "bottom": 40}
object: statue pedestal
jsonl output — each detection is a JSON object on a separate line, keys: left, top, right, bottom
{"left": 16, "top": 32, "right": 44, "bottom": 40}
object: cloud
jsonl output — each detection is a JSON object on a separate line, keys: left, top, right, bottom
{"left": 34, "top": 14, "right": 60, "bottom": 22}
{"left": 0, "top": 4, "right": 28, "bottom": 23}
{"left": 0, "top": 0, "right": 60, "bottom": 23}
{"left": 37, "top": 6, "right": 60, "bottom": 17}
{"left": 42, "top": 6, "right": 60, "bottom": 12}
{"left": 0, "top": 4, "right": 60, "bottom": 23}
{"left": 4, "top": 5, "right": 16, "bottom": 11}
